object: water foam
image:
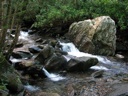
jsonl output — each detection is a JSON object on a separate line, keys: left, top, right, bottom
{"left": 42, "top": 68, "right": 65, "bottom": 82}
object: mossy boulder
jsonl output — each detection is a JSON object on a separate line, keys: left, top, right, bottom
{"left": 0, "top": 53, "right": 24, "bottom": 94}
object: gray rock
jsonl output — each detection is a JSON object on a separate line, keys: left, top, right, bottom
{"left": 29, "top": 46, "right": 42, "bottom": 53}
{"left": 68, "top": 16, "right": 116, "bottom": 56}
{"left": 45, "top": 53, "right": 67, "bottom": 71}
{"left": 35, "top": 45, "right": 55, "bottom": 64}
{"left": 66, "top": 57, "right": 98, "bottom": 72}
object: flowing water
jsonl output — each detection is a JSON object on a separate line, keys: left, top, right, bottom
{"left": 11, "top": 31, "right": 128, "bottom": 95}
{"left": 60, "top": 42, "right": 128, "bottom": 73}
{"left": 42, "top": 68, "right": 65, "bottom": 82}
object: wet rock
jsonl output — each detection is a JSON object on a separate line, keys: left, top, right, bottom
{"left": 15, "top": 62, "right": 27, "bottom": 70}
{"left": 35, "top": 38, "right": 43, "bottom": 42}
{"left": 25, "top": 65, "right": 46, "bottom": 78}
{"left": 22, "top": 60, "right": 34, "bottom": 67}
{"left": 30, "top": 90, "right": 60, "bottom": 96}
{"left": 29, "top": 46, "right": 42, "bottom": 53}
{"left": 66, "top": 57, "right": 98, "bottom": 72}
{"left": 15, "top": 42, "right": 24, "bottom": 48}
{"left": 68, "top": 16, "right": 116, "bottom": 56}
{"left": 14, "top": 59, "right": 34, "bottom": 70}
{"left": 11, "top": 52, "right": 22, "bottom": 59}
{"left": 38, "top": 45, "right": 44, "bottom": 49}
{"left": 12, "top": 51, "right": 32, "bottom": 59}
{"left": 91, "top": 70, "right": 104, "bottom": 78}
{"left": 45, "top": 53, "right": 67, "bottom": 71}
{"left": 55, "top": 50, "right": 68, "bottom": 55}
{"left": 49, "top": 39, "right": 57, "bottom": 47}
{"left": 42, "top": 40, "right": 48, "bottom": 44}
{"left": 28, "top": 30, "right": 36, "bottom": 35}
{"left": 35, "top": 45, "right": 55, "bottom": 64}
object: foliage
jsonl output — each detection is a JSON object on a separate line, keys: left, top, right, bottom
{"left": 32, "top": 0, "right": 85, "bottom": 28}
{"left": 27, "top": 0, "right": 128, "bottom": 33}
{"left": 0, "top": 0, "right": 28, "bottom": 58}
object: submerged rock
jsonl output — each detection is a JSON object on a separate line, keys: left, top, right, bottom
{"left": 68, "top": 16, "right": 116, "bottom": 56}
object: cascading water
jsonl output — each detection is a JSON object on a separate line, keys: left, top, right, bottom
{"left": 60, "top": 42, "right": 111, "bottom": 64}
{"left": 60, "top": 42, "right": 110, "bottom": 70}
{"left": 42, "top": 68, "right": 65, "bottom": 81}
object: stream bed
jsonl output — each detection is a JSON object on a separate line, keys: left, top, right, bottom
{"left": 10, "top": 30, "right": 128, "bottom": 96}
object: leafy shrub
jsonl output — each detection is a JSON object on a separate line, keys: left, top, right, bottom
{"left": 22, "top": 0, "right": 128, "bottom": 33}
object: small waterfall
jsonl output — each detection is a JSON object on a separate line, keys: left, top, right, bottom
{"left": 60, "top": 42, "right": 79, "bottom": 52}
{"left": 60, "top": 42, "right": 111, "bottom": 64}
{"left": 60, "top": 42, "right": 111, "bottom": 71}
{"left": 42, "top": 68, "right": 65, "bottom": 81}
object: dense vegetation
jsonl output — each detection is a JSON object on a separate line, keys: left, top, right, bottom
{"left": 25, "top": 0, "right": 128, "bottom": 33}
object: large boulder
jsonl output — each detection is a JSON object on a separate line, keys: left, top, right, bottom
{"left": 66, "top": 56, "right": 98, "bottom": 72}
{"left": 68, "top": 16, "right": 116, "bottom": 56}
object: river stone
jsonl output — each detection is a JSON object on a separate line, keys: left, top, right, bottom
{"left": 29, "top": 46, "right": 42, "bottom": 53}
{"left": 45, "top": 53, "right": 67, "bottom": 71}
{"left": 25, "top": 64, "right": 46, "bottom": 78}
{"left": 12, "top": 51, "right": 32, "bottom": 59}
{"left": 35, "top": 45, "right": 55, "bottom": 64}
{"left": 68, "top": 16, "right": 116, "bottom": 56}
{"left": 66, "top": 57, "right": 98, "bottom": 72}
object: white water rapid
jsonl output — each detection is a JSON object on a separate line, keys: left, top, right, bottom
{"left": 42, "top": 68, "right": 65, "bottom": 82}
{"left": 60, "top": 42, "right": 110, "bottom": 70}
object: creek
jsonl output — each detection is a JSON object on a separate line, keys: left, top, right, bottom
{"left": 10, "top": 30, "right": 128, "bottom": 96}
